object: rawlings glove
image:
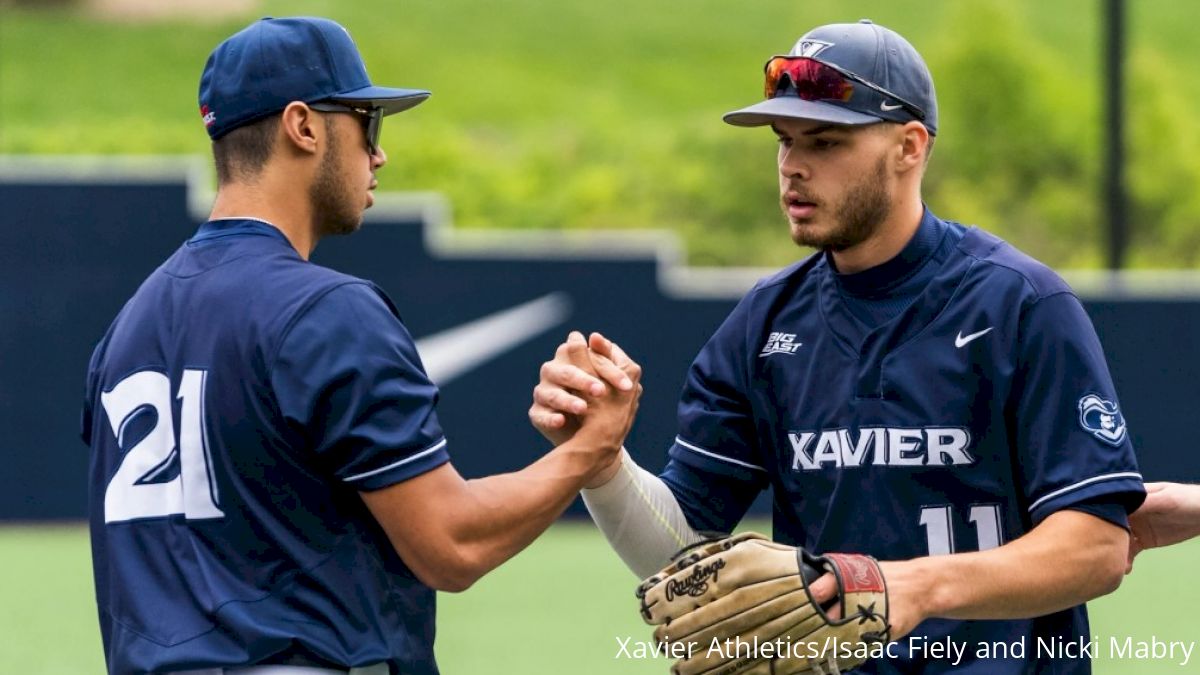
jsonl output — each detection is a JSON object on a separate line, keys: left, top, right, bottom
{"left": 636, "top": 532, "right": 889, "bottom": 675}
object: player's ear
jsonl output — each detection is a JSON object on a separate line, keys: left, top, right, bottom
{"left": 895, "top": 121, "right": 929, "bottom": 173}
{"left": 278, "top": 101, "right": 321, "bottom": 157}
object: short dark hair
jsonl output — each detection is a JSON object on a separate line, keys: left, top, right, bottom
{"left": 211, "top": 115, "right": 281, "bottom": 185}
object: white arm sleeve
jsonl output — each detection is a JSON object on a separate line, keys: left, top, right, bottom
{"left": 581, "top": 449, "right": 708, "bottom": 578}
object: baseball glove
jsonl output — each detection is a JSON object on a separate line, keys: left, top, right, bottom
{"left": 636, "top": 532, "right": 889, "bottom": 675}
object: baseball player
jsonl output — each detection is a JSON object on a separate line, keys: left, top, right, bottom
{"left": 81, "top": 17, "right": 639, "bottom": 675}
{"left": 530, "top": 20, "right": 1145, "bottom": 673}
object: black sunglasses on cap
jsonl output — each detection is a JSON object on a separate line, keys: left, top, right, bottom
{"left": 309, "top": 101, "right": 384, "bottom": 156}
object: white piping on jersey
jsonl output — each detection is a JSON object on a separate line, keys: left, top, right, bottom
{"left": 1027, "top": 471, "right": 1143, "bottom": 513}
{"left": 343, "top": 438, "right": 449, "bottom": 482}
{"left": 207, "top": 216, "right": 277, "bottom": 227}
{"left": 674, "top": 436, "right": 767, "bottom": 473}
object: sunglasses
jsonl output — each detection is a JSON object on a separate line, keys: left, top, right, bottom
{"left": 309, "top": 101, "right": 384, "bottom": 156}
{"left": 763, "top": 56, "right": 927, "bottom": 122}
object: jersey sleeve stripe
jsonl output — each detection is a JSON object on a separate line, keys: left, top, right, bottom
{"left": 674, "top": 436, "right": 767, "bottom": 473}
{"left": 342, "top": 438, "right": 449, "bottom": 483}
{"left": 1027, "top": 471, "right": 1143, "bottom": 513}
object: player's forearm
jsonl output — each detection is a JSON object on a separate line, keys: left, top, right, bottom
{"left": 438, "top": 437, "right": 616, "bottom": 589}
{"left": 582, "top": 449, "right": 706, "bottom": 578}
{"left": 1132, "top": 482, "right": 1200, "bottom": 550}
{"left": 885, "top": 510, "right": 1128, "bottom": 623}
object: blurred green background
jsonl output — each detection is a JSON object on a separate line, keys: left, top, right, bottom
{"left": 2, "top": 1, "right": 1199, "bottom": 673}
{"left": 1, "top": 0, "right": 1198, "bottom": 268}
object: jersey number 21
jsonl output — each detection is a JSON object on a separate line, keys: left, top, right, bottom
{"left": 101, "top": 369, "right": 224, "bottom": 523}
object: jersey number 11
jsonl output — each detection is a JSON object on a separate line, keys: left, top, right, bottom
{"left": 919, "top": 504, "right": 1004, "bottom": 555}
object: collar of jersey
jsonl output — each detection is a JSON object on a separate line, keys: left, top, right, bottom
{"left": 830, "top": 206, "right": 945, "bottom": 298}
{"left": 815, "top": 226, "right": 980, "bottom": 385}
{"left": 190, "top": 218, "right": 291, "bottom": 244}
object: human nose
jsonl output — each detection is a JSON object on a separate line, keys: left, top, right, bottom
{"left": 372, "top": 145, "right": 388, "bottom": 170}
{"left": 778, "top": 144, "right": 809, "bottom": 181}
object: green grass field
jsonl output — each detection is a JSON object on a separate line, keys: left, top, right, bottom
{"left": 3, "top": 522, "right": 1197, "bottom": 673}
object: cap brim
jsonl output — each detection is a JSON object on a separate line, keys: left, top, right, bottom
{"left": 723, "top": 97, "right": 881, "bottom": 127}
{"left": 331, "top": 85, "right": 432, "bottom": 116}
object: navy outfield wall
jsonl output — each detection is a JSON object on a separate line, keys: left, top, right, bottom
{"left": 1, "top": 157, "right": 1198, "bottom": 521}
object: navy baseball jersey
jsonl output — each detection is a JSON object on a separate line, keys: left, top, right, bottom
{"left": 82, "top": 219, "right": 448, "bottom": 675}
{"left": 662, "top": 210, "right": 1144, "bottom": 673}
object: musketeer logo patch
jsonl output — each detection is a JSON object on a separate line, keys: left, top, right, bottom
{"left": 1078, "top": 394, "right": 1127, "bottom": 446}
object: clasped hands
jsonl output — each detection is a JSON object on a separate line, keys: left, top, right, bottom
{"left": 528, "top": 331, "right": 642, "bottom": 488}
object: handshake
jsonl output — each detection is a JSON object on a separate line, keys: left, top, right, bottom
{"left": 528, "top": 331, "right": 643, "bottom": 488}
{"left": 525, "top": 333, "right": 893, "bottom": 674}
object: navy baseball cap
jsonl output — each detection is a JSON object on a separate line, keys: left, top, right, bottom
{"left": 724, "top": 20, "right": 938, "bottom": 135}
{"left": 198, "top": 16, "right": 431, "bottom": 140}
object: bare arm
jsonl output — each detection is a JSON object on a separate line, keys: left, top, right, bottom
{"left": 1129, "top": 482, "right": 1200, "bottom": 568}
{"left": 882, "top": 510, "right": 1129, "bottom": 638}
{"left": 361, "top": 437, "right": 622, "bottom": 592}
{"left": 362, "top": 332, "right": 641, "bottom": 592}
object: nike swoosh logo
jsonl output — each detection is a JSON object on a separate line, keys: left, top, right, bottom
{"left": 955, "top": 327, "right": 995, "bottom": 349}
{"left": 880, "top": 101, "right": 904, "bottom": 112}
{"left": 415, "top": 292, "right": 572, "bottom": 386}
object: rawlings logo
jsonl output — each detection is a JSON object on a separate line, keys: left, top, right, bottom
{"left": 847, "top": 559, "right": 875, "bottom": 588}
{"left": 826, "top": 554, "right": 885, "bottom": 594}
{"left": 665, "top": 559, "right": 726, "bottom": 601}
